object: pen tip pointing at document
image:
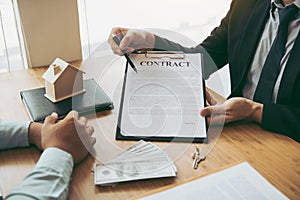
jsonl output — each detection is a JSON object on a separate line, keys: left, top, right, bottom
{"left": 125, "top": 54, "right": 138, "bottom": 74}
{"left": 132, "top": 66, "right": 138, "bottom": 74}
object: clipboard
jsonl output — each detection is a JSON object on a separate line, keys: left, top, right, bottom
{"left": 116, "top": 51, "right": 208, "bottom": 143}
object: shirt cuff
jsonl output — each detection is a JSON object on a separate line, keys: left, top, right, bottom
{"left": 36, "top": 147, "right": 74, "bottom": 176}
{"left": 5, "top": 148, "right": 74, "bottom": 200}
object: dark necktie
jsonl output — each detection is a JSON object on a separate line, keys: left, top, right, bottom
{"left": 253, "top": 4, "right": 298, "bottom": 103}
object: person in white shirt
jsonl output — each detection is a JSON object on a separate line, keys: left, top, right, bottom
{"left": 0, "top": 110, "right": 95, "bottom": 200}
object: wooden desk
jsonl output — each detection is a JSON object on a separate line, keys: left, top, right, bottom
{"left": 1, "top": 60, "right": 300, "bottom": 199}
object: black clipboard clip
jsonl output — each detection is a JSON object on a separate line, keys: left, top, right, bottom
{"left": 134, "top": 51, "right": 185, "bottom": 60}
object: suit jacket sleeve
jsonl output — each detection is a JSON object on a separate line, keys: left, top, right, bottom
{"left": 153, "top": 0, "right": 233, "bottom": 79}
{"left": 263, "top": 104, "right": 300, "bottom": 142}
{"left": 154, "top": 36, "right": 224, "bottom": 80}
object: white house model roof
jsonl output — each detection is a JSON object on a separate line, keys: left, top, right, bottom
{"left": 42, "top": 58, "right": 84, "bottom": 84}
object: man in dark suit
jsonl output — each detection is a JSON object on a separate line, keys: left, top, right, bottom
{"left": 108, "top": 0, "right": 300, "bottom": 142}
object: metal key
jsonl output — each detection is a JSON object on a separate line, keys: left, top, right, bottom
{"left": 193, "top": 156, "right": 206, "bottom": 169}
{"left": 192, "top": 144, "right": 206, "bottom": 169}
{"left": 193, "top": 157, "right": 200, "bottom": 169}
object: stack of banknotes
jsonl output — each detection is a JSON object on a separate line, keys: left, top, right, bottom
{"left": 94, "top": 140, "right": 177, "bottom": 185}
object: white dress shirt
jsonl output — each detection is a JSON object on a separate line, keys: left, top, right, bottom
{"left": 0, "top": 121, "right": 73, "bottom": 200}
{"left": 243, "top": 0, "right": 300, "bottom": 103}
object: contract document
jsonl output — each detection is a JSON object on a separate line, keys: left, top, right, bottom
{"left": 116, "top": 52, "right": 207, "bottom": 142}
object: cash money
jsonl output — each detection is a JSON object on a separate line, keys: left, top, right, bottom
{"left": 94, "top": 140, "right": 177, "bottom": 185}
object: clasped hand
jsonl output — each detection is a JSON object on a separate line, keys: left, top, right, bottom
{"left": 29, "top": 110, "right": 96, "bottom": 164}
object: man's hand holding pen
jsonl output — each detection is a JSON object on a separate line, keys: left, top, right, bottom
{"left": 111, "top": 32, "right": 138, "bottom": 74}
{"left": 108, "top": 27, "right": 155, "bottom": 56}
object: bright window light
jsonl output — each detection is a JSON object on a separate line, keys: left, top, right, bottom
{"left": 0, "top": 0, "right": 26, "bottom": 72}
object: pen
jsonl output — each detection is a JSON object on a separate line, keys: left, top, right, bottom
{"left": 112, "top": 33, "right": 138, "bottom": 74}
{"left": 0, "top": 185, "right": 3, "bottom": 200}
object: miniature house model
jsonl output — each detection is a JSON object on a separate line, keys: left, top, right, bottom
{"left": 42, "top": 58, "right": 85, "bottom": 103}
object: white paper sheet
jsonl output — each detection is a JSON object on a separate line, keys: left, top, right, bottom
{"left": 139, "top": 162, "right": 288, "bottom": 200}
{"left": 119, "top": 53, "right": 206, "bottom": 139}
